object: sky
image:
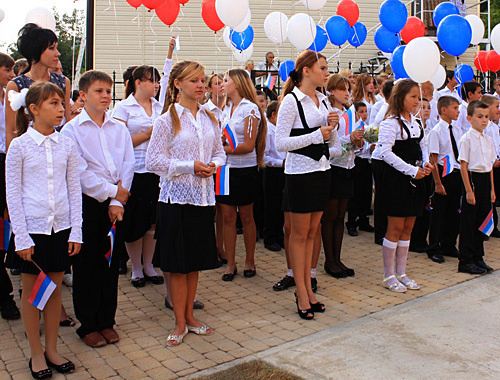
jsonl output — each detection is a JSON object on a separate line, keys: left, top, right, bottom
{"left": 0, "top": 0, "right": 86, "bottom": 53}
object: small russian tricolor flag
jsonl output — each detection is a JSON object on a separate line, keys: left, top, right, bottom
{"left": 223, "top": 124, "right": 239, "bottom": 152}
{"left": 342, "top": 107, "right": 355, "bottom": 136}
{"left": 105, "top": 224, "right": 116, "bottom": 267}
{"left": 215, "top": 165, "right": 230, "bottom": 196}
{"left": 479, "top": 208, "right": 494, "bottom": 236}
{"left": 0, "top": 217, "right": 12, "bottom": 251}
{"left": 442, "top": 155, "right": 453, "bottom": 177}
{"left": 265, "top": 74, "right": 276, "bottom": 91}
{"left": 28, "top": 271, "right": 57, "bottom": 311}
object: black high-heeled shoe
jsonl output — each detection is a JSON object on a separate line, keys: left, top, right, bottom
{"left": 310, "top": 301, "right": 326, "bottom": 313}
{"left": 222, "top": 267, "right": 237, "bottom": 282}
{"left": 44, "top": 354, "right": 75, "bottom": 374}
{"left": 29, "top": 359, "right": 52, "bottom": 380}
{"left": 294, "top": 292, "right": 314, "bottom": 320}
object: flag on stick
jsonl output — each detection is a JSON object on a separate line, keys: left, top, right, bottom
{"left": 223, "top": 124, "right": 239, "bottom": 152}
{"left": 28, "top": 262, "right": 56, "bottom": 311}
{"left": 215, "top": 165, "right": 230, "bottom": 196}
{"left": 105, "top": 224, "right": 117, "bottom": 267}
{"left": 479, "top": 208, "right": 494, "bottom": 236}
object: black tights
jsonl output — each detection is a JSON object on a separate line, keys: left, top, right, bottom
{"left": 322, "top": 198, "right": 350, "bottom": 272}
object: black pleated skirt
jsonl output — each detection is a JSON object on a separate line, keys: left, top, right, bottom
{"left": 282, "top": 170, "right": 331, "bottom": 213}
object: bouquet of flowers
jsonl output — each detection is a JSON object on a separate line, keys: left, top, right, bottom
{"left": 363, "top": 124, "right": 379, "bottom": 143}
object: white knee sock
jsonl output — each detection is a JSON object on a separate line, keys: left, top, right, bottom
{"left": 382, "top": 238, "right": 398, "bottom": 277}
{"left": 396, "top": 240, "right": 410, "bottom": 276}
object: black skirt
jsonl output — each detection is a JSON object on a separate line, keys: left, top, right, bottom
{"left": 155, "top": 202, "right": 219, "bottom": 274}
{"left": 282, "top": 170, "right": 331, "bottom": 213}
{"left": 329, "top": 165, "right": 355, "bottom": 199}
{"left": 122, "top": 172, "right": 160, "bottom": 243}
{"left": 215, "top": 166, "right": 258, "bottom": 206}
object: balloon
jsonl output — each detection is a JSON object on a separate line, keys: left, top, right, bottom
{"left": 492, "top": 24, "right": 500, "bottom": 54}
{"left": 223, "top": 27, "right": 232, "bottom": 49}
{"left": 486, "top": 50, "right": 500, "bottom": 73}
{"left": 379, "top": 0, "right": 407, "bottom": 34}
{"left": 348, "top": 22, "right": 367, "bottom": 48}
{"left": 142, "top": 0, "right": 164, "bottom": 10}
{"left": 403, "top": 37, "right": 440, "bottom": 83}
{"left": 287, "top": 13, "right": 316, "bottom": 50}
{"left": 433, "top": 2, "right": 459, "bottom": 28}
{"left": 401, "top": 16, "right": 425, "bottom": 44}
{"left": 336, "top": 0, "right": 359, "bottom": 27}
{"left": 454, "top": 64, "right": 474, "bottom": 84}
{"left": 437, "top": 14, "right": 472, "bottom": 57}
{"left": 457, "top": 84, "right": 463, "bottom": 100}
{"left": 264, "top": 12, "right": 288, "bottom": 45}
{"left": 0, "top": 9, "right": 5, "bottom": 23}
{"left": 25, "top": 7, "right": 56, "bottom": 31}
{"left": 430, "top": 65, "right": 446, "bottom": 89}
{"left": 374, "top": 25, "right": 400, "bottom": 54}
{"left": 233, "top": 9, "right": 251, "bottom": 33}
{"left": 230, "top": 25, "right": 254, "bottom": 51}
{"left": 465, "top": 15, "right": 484, "bottom": 45}
{"left": 390, "top": 46, "right": 408, "bottom": 80}
{"left": 325, "top": 15, "right": 350, "bottom": 46}
{"left": 299, "top": 0, "right": 328, "bottom": 11}
{"left": 155, "top": 0, "right": 179, "bottom": 26}
{"left": 178, "top": 0, "right": 189, "bottom": 4}
{"left": 201, "top": 0, "right": 224, "bottom": 32}
{"left": 215, "top": 0, "right": 248, "bottom": 28}
{"left": 309, "top": 25, "right": 328, "bottom": 52}
{"left": 232, "top": 44, "right": 253, "bottom": 62}
{"left": 279, "top": 60, "right": 295, "bottom": 82}
{"left": 126, "top": 0, "right": 142, "bottom": 8}
{"left": 474, "top": 51, "right": 489, "bottom": 73}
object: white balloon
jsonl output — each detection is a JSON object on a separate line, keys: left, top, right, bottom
{"left": 287, "top": 13, "right": 316, "bottom": 50}
{"left": 232, "top": 44, "right": 253, "bottom": 62}
{"left": 264, "top": 12, "right": 288, "bottom": 45}
{"left": 492, "top": 24, "right": 500, "bottom": 54}
{"left": 0, "top": 9, "right": 5, "bottom": 23}
{"left": 403, "top": 37, "right": 440, "bottom": 83}
{"left": 233, "top": 9, "right": 251, "bottom": 33}
{"left": 215, "top": 0, "right": 249, "bottom": 28}
{"left": 299, "top": 0, "right": 328, "bottom": 11}
{"left": 465, "top": 15, "right": 485, "bottom": 45}
{"left": 25, "top": 7, "right": 56, "bottom": 31}
{"left": 223, "top": 26, "right": 232, "bottom": 49}
{"left": 430, "top": 64, "right": 446, "bottom": 89}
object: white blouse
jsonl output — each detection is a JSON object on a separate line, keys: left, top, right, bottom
{"left": 203, "top": 99, "right": 224, "bottom": 127}
{"left": 276, "top": 87, "right": 338, "bottom": 175}
{"left": 458, "top": 128, "right": 496, "bottom": 173}
{"left": 6, "top": 128, "right": 83, "bottom": 251}
{"left": 146, "top": 104, "right": 226, "bottom": 206}
{"left": 264, "top": 121, "right": 286, "bottom": 168}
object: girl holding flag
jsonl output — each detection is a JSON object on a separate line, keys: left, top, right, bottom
{"left": 6, "top": 82, "right": 82, "bottom": 377}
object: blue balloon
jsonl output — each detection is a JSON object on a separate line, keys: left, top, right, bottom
{"left": 325, "top": 15, "right": 350, "bottom": 46}
{"left": 374, "top": 25, "right": 400, "bottom": 53}
{"left": 457, "top": 84, "right": 463, "bottom": 99}
{"left": 379, "top": 0, "right": 408, "bottom": 33}
{"left": 437, "top": 14, "right": 472, "bottom": 57}
{"left": 230, "top": 25, "right": 254, "bottom": 51}
{"left": 390, "top": 45, "right": 409, "bottom": 79}
{"left": 309, "top": 25, "right": 328, "bottom": 52}
{"left": 279, "top": 60, "right": 295, "bottom": 82}
{"left": 433, "top": 2, "right": 459, "bottom": 28}
{"left": 348, "top": 22, "right": 367, "bottom": 48}
{"left": 454, "top": 64, "right": 474, "bottom": 85}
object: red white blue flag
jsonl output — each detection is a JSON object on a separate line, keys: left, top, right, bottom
{"left": 441, "top": 155, "right": 453, "bottom": 177}
{"left": 0, "top": 217, "right": 12, "bottom": 251}
{"left": 223, "top": 123, "right": 239, "bottom": 152}
{"left": 28, "top": 271, "right": 56, "bottom": 311}
{"left": 342, "top": 107, "right": 356, "bottom": 136}
{"left": 215, "top": 165, "right": 230, "bottom": 196}
{"left": 479, "top": 208, "right": 494, "bottom": 236}
{"left": 265, "top": 75, "right": 276, "bottom": 91}
{"left": 105, "top": 224, "right": 116, "bottom": 267}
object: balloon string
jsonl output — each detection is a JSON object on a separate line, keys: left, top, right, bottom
{"left": 304, "top": 0, "right": 323, "bottom": 92}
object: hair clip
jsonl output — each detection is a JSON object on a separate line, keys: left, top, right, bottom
{"left": 8, "top": 88, "right": 29, "bottom": 112}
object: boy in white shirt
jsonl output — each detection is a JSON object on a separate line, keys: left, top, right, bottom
{"left": 455, "top": 81, "right": 482, "bottom": 135}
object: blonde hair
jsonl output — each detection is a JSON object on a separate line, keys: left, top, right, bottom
{"left": 339, "top": 68, "right": 353, "bottom": 78}
{"left": 226, "top": 68, "right": 267, "bottom": 168}
{"left": 326, "top": 74, "right": 351, "bottom": 109}
{"left": 352, "top": 73, "right": 376, "bottom": 104}
{"left": 481, "top": 94, "right": 499, "bottom": 106}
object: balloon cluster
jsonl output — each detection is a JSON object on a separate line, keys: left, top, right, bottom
{"left": 125, "top": 0, "right": 187, "bottom": 26}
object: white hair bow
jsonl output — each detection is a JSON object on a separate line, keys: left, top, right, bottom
{"left": 8, "top": 88, "right": 29, "bottom": 112}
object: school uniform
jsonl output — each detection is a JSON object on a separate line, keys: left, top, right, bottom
{"left": 61, "top": 109, "right": 135, "bottom": 339}
{"left": 275, "top": 88, "right": 337, "bottom": 213}
{"left": 146, "top": 104, "right": 225, "bottom": 273}
{"left": 437, "top": 86, "right": 461, "bottom": 102}
{"left": 458, "top": 128, "right": 496, "bottom": 265}
{"left": 203, "top": 99, "right": 224, "bottom": 127}
{"left": 370, "top": 99, "right": 385, "bottom": 125}
{"left": 455, "top": 100, "right": 470, "bottom": 135}
{"left": 426, "top": 119, "right": 464, "bottom": 257}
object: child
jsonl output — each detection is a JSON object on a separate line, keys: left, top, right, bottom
{"left": 458, "top": 101, "right": 496, "bottom": 274}
{"left": 352, "top": 74, "right": 376, "bottom": 121}
{"left": 7, "top": 82, "right": 82, "bottom": 377}
{"left": 455, "top": 81, "right": 483, "bottom": 135}
{"left": 437, "top": 70, "right": 461, "bottom": 101}
{"left": 426, "top": 96, "right": 462, "bottom": 263}
{"left": 61, "top": 71, "right": 135, "bottom": 347}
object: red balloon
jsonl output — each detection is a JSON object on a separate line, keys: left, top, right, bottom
{"left": 336, "top": 0, "right": 359, "bottom": 27}
{"left": 178, "top": 0, "right": 189, "bottom": 4}
{"left": 486, "top": 50, "right": 500, "bottom": 73}
{"left": 474, "top": 51, "right": 489, "bottom": 73}
{"left": 126, "top": 0, "right": 143, "bottom": 8}
{"left": 201, "top": 0, "right": 224, "bottom": 32}
{"left": 156, "top": 0, "right": 180, "bottom": 26}
{"left": 142, "top": 0, "right": 165, "bottom": 10}
{"left": 401, "top": 16, "right": 425, "bottom": 44}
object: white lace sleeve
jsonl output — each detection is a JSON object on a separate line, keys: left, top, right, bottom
{"left": 66, "top": 140, "right": 83, "bottom": 243}
{"left": 329, "top": 130, "right": 342, "bottom": 158}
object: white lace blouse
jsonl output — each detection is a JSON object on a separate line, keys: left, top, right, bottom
{"left": 6, "top": 128, "right": 83, "bottom": 251}
{"left": 146, "top": 104, "right": 226, "bottom": 206}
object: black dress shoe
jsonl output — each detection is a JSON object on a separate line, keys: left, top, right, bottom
{"left": 243, "top": 268, "right": 257, "bottom": 278}
{"left": 325, "top": 267, "right": 348, "bottom": 278}
{"left": 118, "top": 261, "right": 128, "bottom": 275}
{"left": 45, "top": 354, "right": 75, "bottom": 374}
{"left": 264, "top": 242, "right": 281, "bottom": 252}
{"left": 344, "top": 268, "right": 355, "bottom": 277}
{"left": 144, "top": 274, "right": 164, "bottom": 285}
{"left": 491, "top": 229, "right": 500, "bottom": 238}
{"left": 347, "top": 227, "right": 358, "bottom": 236}
{"left": 131, "top": 277, "right": 145, "bottom": 287}
{"left": 474, "top": 260, "right": 493, "bottom": 272}
{"left": 358, "top": 223, "right": 374, "bottom": 232}
{"left": 427, "top": 254, "right": 445, "bottom": 264}
{"left": 222, "top": 268, "right": 237, "bottom": 281}
{"left": 193, "top": 300, "right": 204, "bottom": 309}
{"left": 29, "top": 359, "right": 52, "bottom": 380}
{"left": 1, "top": 300, "right": 20, "bottom": 320}
{"left": 311, "top": 277, "right": 317, "bottom": 293}
{"left": 458, "top": 262, "right": 486, "bottom": 275}
{"left": 273, "top": 275, "right": 295, "bottom": 291}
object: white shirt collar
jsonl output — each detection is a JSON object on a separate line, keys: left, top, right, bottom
{"left": 469, "top": 127, "right": 485, "bottom": 137}
{"left": 122, "top": 93, "right": 161, "bottom": 108}
{"left": 292, "top": 87, "right": 328, "bottom": 104}
{"left": 205, "top": 99, "right": 220, "bottom": 112}
{"left": 174, "top": 103, "right": 206, "bottom": 118}
{"left": 80, "top": 108, "right": 115, "bottom": 128}
{"left": 27, "top": 127, "right": 59, "bottom": 146}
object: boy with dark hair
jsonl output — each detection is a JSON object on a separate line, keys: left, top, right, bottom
{"left": 458, "top": 101, "right": 497, "bottom": 274}
{"left": 437, "top": 70, "right": 460, "bottom": 101}
{"left": 456, "top": 81, "right": 482, "bottom": 135}
{"left": 61, "top": 70, "right": 135, "bottom": 347}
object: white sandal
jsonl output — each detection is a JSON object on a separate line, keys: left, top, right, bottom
{"left": 396, "top": 274, "right": 420, "bottom": 290}
{"left": 166, "top": 326, "right": 188, "bottom": 347}
{"left": 382, "top": 275, "right": 407, "bottom": 293}
{"left": 187, "top": 324, "right": 214, "bottom": 336}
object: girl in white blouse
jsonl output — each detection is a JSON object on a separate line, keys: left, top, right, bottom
{"left": 6, "top": 82, "right": 81, "bottom": 376}
{"left": 146, "top": 60, "right": 225, "bottom": 347}
{"left": 372, "top": 79, "right": 433, "bottom": 293}
{"left": 352, "top": 74, "right": 376, "bottom": 121}
{"left": 217, "top": 69, "right": 267, "bottom": 281}
{"left": 113, "top": 65, "right": 164, "bottom": 288}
